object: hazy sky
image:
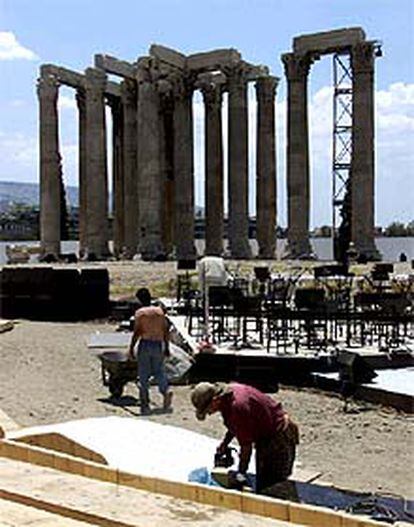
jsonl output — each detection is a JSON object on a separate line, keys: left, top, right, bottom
{"left": 0, "top": 0, "right": 413, "bottom": 227}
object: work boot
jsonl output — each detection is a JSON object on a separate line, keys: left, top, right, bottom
{"left": 140, "top": 392, "right": 150, "bottom": 416}
{"left": 163, "top": 391, "right": 173, "bottom": 411}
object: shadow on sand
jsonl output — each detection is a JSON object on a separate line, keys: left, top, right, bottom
{"left": 98, "top": 395, "right": 173, "bottom": 417}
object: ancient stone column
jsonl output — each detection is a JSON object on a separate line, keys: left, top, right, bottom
{"left": 256, "top": 76, "right": 278, "bottom": 259}
{"left": 76, "top": 88, "right": 87, "bottom": 257}
{"left": 136, "top": 63, "right": 165, "bottom": 260}
{"left": 159, "top": 81, "right": 174, "bottom": 258}
{"left": 38, "top": 69, "right": 61, "bottom": 257}
{"left": 121, "top": 78, "right": 138, "bottom": 258}
{"left": 172, "top": 74, "right": 196, "bottom": 261}
{"left": 84, "top": 67, "right": 110, "bottom": 259}
{"left": 200, "top": 77, "right": 225, "bottom": 256}
{"left": 107, "top": 94, "right": 124, "bottom": 258}
{"left": 282, "top": 53, "right": 313, "bottom": 259}
{"left": 351, "top": 42, "right": 381, "bottom": 260}
{"left": 227, "top": 65, "right": 251, "bottom": 259}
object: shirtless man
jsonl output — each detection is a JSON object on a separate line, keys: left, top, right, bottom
{"left": 128, "top": 288, "right": 172, "bottom": 414}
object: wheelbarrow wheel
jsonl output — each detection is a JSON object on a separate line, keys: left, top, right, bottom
{"left": 109, "top": 379, "right": 124, "bottom": 398}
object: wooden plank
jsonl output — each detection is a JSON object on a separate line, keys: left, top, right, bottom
{"left": 0, "top": 440, "right": 390, "bottom": 527}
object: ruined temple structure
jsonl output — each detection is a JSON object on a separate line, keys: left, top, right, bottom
{"left": 38, "top": 46, "right": 278, "bottom": 261}
{"left": 38, "top": 28, "right": 381, "bottom": 262}
{"left": 282, "top": 27, "right": 381, "bottom": 260}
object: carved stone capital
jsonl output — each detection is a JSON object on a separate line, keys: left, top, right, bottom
{"left": 199, "top": 81, "right": 223, "bottom": 110}
{"left": 255, "top": 75, "right": 279, "bottom": 102}
{"left": 225, "top": 63, "right": 248, "bottom": 91}
{"left": 75, "top": 88, "right": 86, "bottom": 111}
{"left": 85, "top": 68, "right": 107, "bottom": 95}
{"left": 156, "top": 78, "right": 172, "bottom": 95}
{"left": 120, "top": 78, "right": 137, "bottom": 105}
{"left": 136, "top": 57, "right": 152, "bottom": 84}
{"left": 37, "top": 72, "right": 59, "bottom": 100}
{"left": 196, "top": 72, "right": 225, "bottom": 109}
{"left": 351, "top": 42, "right": 375, "bottom": 74}
{"left": 157, "top": 79, "right": 174, "bottom": 113}
{"left": 282, "top": 53, "right": 313, "bottom": 81}
{"left": 170, "top": 72, "right": 193, "bottom": 101}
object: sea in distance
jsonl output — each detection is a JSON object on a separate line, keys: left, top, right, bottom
{"left": 0, "top": 237, "right": 413, "bottom": 265}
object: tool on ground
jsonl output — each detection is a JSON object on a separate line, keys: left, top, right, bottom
{"left": 214, "top": 446, "right": 236, "bottom": 468}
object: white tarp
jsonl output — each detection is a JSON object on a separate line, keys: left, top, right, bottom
{"left": 320, "top": 367, "right": 414, "bottom": 397}
{"left": 9, "top": 416, "right": 255, "bottom": 483}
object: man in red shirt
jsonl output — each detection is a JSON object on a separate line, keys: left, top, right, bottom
{"left": 191, "top": 382, "right": 299, "bottom": 491}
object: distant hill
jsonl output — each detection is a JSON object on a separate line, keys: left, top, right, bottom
{"left": 0, "top": 181, "right": 79, "bottom": 211}
{"left": 0, "top": 180, "right": 206, "bottom": 215}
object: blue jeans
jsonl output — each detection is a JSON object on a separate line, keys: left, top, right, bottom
{"left": 137, "top": 339, "right": 169, "bottom": 406}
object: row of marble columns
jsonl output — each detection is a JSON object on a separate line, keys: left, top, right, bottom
{"left": 38, "top": 63, "right": 278, "bottom": 261}
{"left": 39, "top": 42, "right": 379, "bottom": 262}
{"left": 282, "top": 41, "right": 379, "bottom": 259}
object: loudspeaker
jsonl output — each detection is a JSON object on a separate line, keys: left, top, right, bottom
{"left": 294, "top": 288, "right": 325, "bottom": 310}
{"left": 314, "top": 264, "right": 348, "bottom": 278}
{"left": 373, "top": 263, "right": 394, "bottom": 274}
{"left": 208, "top": 286, "right": 233, "bottom": 306}
{"left": 177, "top": 259, "right": 197, "bottom": 270}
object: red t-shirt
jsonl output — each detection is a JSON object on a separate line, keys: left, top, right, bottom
{"left": 220, "top": 383, "right": 286, "bottom": 446}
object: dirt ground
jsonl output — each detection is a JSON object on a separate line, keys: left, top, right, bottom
{"left": 0, "top": 260, "right": 413, "bottom": 500}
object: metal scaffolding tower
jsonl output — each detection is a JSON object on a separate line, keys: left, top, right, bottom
{"left": 332, "top": 52, "right": 353, "bottom": 261}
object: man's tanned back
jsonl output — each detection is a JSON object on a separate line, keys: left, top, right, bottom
{"left": 135, "top": 305, "right": 168, "bottom": 341}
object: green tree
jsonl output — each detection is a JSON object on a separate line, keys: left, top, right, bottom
{"left": 406, "top": 220, "right": 414, "bottom": 237}
{"left": 384, "top": 222, "right": 407, "bottom": 237}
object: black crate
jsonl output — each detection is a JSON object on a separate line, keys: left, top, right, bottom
{"left": 80, "top": 268, "right": 110, "bottom": 319}
{"left": 51, "top": 268, "right": 81, "bottom": 320}
{"left": 294, "top": 288, "right": 326, "bottom": 310}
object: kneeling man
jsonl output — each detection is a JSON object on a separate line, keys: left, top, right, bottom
{"left": 191, "top": 382, "right": 299, "bottom": 491}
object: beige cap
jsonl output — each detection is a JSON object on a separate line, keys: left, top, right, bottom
{"left": 191, "top": 382, "right": 230, "bottom": 420}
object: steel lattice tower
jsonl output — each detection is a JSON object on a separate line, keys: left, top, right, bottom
{"left": 332, "top": 52, "right": 353, "bottom": 261}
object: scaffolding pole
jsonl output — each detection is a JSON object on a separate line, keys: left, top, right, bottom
{"left": 332, "top": 52, "right": 353, "bottom": 262}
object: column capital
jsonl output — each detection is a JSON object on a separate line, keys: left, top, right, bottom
{"left": 351, "top": 42, "right": 376, "bottom": 73}
{"left": 37, "top": 71, "right": 59, "bottom": 100}
{"left": 282, "top": 52, "right": 313, "bottom": 81}
{"left": 157, "top": 79, "right": 174, "bottom": 113}
{"left": 85, "top": 67, "right": 107, "bottom": 92}
{"left": 120, "top": 78, "right": 137, "bottom": 105}
{"left": 196, "top": 72, "right": 225, "bottom": 110}
{"left": 136, "top": 58, "right": 152, "bottom": 84}
{"left": 75, "top": 87, "right": 86, "bottom": 109}
{"left": 169, "top": 72, "right": 193, "bottom": 101}
{"left": 224, "top": 62, "right": 249, "bottom": 90}
{"left": 255, "top": 75, "right": 279, "bottom": 101}
{"left": 155, "top": 78, "right": 172, "bottom": 95}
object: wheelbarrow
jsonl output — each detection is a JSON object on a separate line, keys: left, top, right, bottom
{"left": 98, "top": 350, "right": 136, "bottom": 398}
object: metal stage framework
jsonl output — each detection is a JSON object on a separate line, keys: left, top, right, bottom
{"left": 332, "top": 52, "right": 353, "bottom": 258}
{"left": 331, "top": 41, "right": 383, "bottom": 262}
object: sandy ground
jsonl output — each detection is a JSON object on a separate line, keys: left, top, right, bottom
{"left": 0, "top": 260, "right": 413, "bottom": 500}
